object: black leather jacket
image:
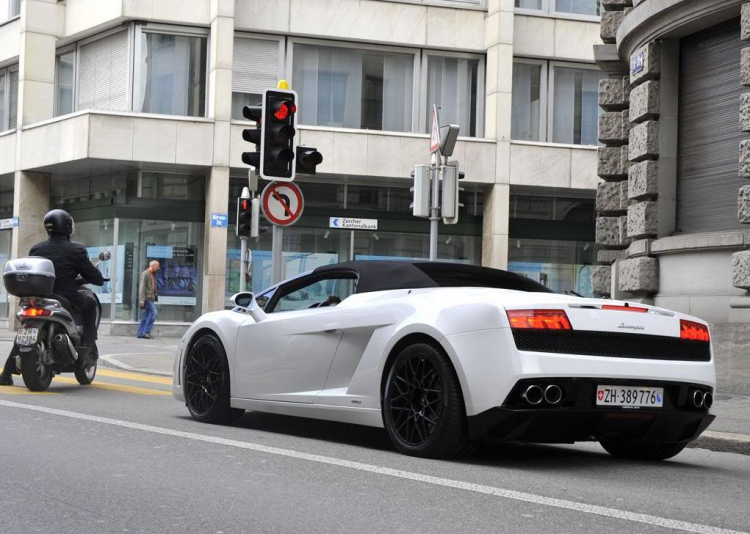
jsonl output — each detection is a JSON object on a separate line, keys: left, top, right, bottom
{"left": 30, "top": 235, "right": 104, "bottom": 297}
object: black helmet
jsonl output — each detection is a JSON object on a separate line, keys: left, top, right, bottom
{"left": 44, "top": 209, "right": 75, "bottom": 237}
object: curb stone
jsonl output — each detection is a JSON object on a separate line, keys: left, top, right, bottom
{"left": 688, "top": 431, "right": 750, "bottom": 456}
{"left": 99, "top": 355, "right": 173, "bottom": 378}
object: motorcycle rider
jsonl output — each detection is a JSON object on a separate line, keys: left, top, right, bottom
{"left": 0, "top": 209, "right": 104, "bottom": 386}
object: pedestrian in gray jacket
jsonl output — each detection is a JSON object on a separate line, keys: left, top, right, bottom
{"left": 137, "top": 260, "right": 160, "bottom": 339}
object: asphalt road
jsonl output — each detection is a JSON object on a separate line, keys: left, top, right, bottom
{"left": 1, "top": 369, "right": 749, "bottom": 534}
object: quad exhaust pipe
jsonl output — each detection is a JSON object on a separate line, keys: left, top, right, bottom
{"left": 703, "top": 391, "right": 713, "bottom": 410}
{"left": 692, "top": 390, "right": 704, "bottom": 408}
{"left": 523, "top": 384, "right": 564, "bottom": 406}
{"left": 524, "top": 385, "right": 544, "bottom": 405}
{"left": 544, "top": 384, "right": 563, "bottom": 405}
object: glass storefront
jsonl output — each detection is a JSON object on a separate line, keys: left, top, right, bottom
{"left": 51, "top": 171, "right": 206, "bottom": 324}
{"left": 116, "top": 219, "right": 203, "bottom": 323}
{"left": 226, "top": 177, "right": 484, "bottom": 304}
{"left": 0, "top": 229, "right": 11, "bottom": 318}
{"left": 508, "top": 187, "right": 595, "bottom": 296}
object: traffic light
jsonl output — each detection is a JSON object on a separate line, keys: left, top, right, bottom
{"left": 241, "top": 104, "right": 263, "bottom": 170}
{"left": 236, "top": 196, "right": 252, "bottom": 237}
{"left": 240, "top": 89, "right": 299, "bottom": 181}
{"left": 262, "top": 89, "right": 297, "bottom": 181}
{"left": 411, "top": 164, "right": 431, "bottom": 218}
{"left": 441, "top": 160, "right": 465, "bottom": 224}
{"left": 296, "top": 146, "right": 323, "bottom": 175}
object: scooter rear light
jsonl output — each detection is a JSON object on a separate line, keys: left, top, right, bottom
{"left": 680, "top": 320, "right": 710, "bottom": 342}
{"left": 507, "top": 310, "right": 572, "bottom": 330}
{"left": 21, "top": 308, "right": 51, "bottom": 317}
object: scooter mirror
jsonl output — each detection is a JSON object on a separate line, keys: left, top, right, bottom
{"left": 98, "top": 251, "right": 112, "bottom": 262}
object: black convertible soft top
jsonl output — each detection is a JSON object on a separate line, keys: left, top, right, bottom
{"left": 312, "top": 261, "right": 554, "bottom": 294}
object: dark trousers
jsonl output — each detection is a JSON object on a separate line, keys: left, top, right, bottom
{"left": 66, "top": 291, "right": 98, "bottom": 346}
{"left": 2, "top": 345, "right": 17, "bottom": 376}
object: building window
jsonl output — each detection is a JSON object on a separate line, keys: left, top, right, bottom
{"left": 0, "top": 66, "right": 18, "bottom": 131}
{"left": 511, "top": 59, "right": 604, "bottom": 146}
{"left": 508, "top": 187, "right": 595, "bottom": 296}
{"left": 292, "top": 42, "right": 415, "bottom": 132}
{"left": 232, "top": 36, "right": 283, "bottom": 120}
{"left": 551, "top": 65, "right": 602, "bottom": 145}
{"left": 515, "top": 0, "right": 600, "bottom": 17}
{"left": 1, "top": 0, "right": 20, "bottom": 22}
{"left": 77, "top": 30, "right": 130, "bottom": 112}
{"left": 136, "top": 32, "right": 207, "bottom": 117}
{"left": 61, "top": 24, "right": 208, "bottom": 118}
{"left": 55, "top": 50, "right": 75, "bottom": 117}
{"left": 425, "top": 54, "right": 482, "bottom": 137}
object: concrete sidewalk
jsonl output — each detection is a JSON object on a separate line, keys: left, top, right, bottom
{"left": 1, "top": 330, "right": 748, "bottom": 455}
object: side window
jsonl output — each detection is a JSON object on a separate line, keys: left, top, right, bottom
{"left": 270, "top": 276, "right": 356, "bottom": 313}
{"left": 255, "top": 288, "right": 275, "bottom": 310}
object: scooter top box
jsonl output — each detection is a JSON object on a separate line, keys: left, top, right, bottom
{"left": 3, "top": 257, "right": 56, "bottom": 298}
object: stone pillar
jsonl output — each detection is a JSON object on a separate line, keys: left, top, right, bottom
{"left": 481, "top": 1, "right": 513, "bottom": 269}
{"left": 734, "top": 4, "right": 750, "bottom": 292}
{"left": 615, "top": 38, "right": 664, "bottom": 300}
{"left": 202, "top": 0, "right": 235, "bottom": 313}
{"left": 17, "top": 0, "right": 64, "bottom": 126}
{"left": 593, "top": 0, "right": 632, "bottom": 297}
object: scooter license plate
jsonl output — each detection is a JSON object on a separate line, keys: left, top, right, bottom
{"left": 16, "top": 328, "right": 39, "bottom": 347}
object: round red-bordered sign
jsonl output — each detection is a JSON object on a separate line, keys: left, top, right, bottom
{"left": 261, "top": 181, "right": 305, "bottom": 227}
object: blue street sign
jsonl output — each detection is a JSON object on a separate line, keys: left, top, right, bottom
{"left": 211, "top": 212, "right": 229, "bottom": 228}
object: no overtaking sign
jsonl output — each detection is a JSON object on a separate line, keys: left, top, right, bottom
{"left": 261, "top": 181, "right": 305, "bottom": 227}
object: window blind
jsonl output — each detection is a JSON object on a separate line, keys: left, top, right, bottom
{"left": 77, "top": 30, "right": 129, "bottom": 112}
{"left": 8, "top": 69, "right": 18, "bottom": 129}
{"left": 232, "top": 37, "right": 279, "bottom": 95}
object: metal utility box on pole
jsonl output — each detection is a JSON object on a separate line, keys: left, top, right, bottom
{"left": 416, "top": 105, "right": 461, "bottom": 261}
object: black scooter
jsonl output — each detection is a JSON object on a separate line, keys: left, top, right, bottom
{"left": 3, "top": 252, "right": 111, "bottom": 392}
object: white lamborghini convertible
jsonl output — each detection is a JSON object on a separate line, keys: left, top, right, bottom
{"left": 173, "top": 261, "right": 715, "bottom": 460}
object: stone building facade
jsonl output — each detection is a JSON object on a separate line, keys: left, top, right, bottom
{"left": 593, "top": 0, "right": 750, "bottom": 394}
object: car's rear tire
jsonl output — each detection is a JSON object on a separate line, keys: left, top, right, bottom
{"left": 184, "top": 334, "right": 244, "bottom": 425}
{"left": 20, "top": 344, "right": 53, "bottom": 392}
{"left": 383, "top": 342, "right": 472, "bottom": 459}
{"left": 600, "top": 441, "right": 688, "bottom": 461}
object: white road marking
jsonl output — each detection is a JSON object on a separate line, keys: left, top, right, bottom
{"left": 0, "top": 398, "right": 744, "bottom": 534}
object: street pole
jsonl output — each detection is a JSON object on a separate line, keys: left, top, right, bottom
{"left": 271, "top": 225, "right": 283, "bottom": 285}
{"left": 239, "top": 236, "right": 248, "bottom": 292}
{"left": 239, "top": 186, "right": 251, "bottom": 292}
{"left": 429, "top": 151, "right": 440, "bottom": 261}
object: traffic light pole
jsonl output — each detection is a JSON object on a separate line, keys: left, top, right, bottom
{"left": 271, "top": 225, "right": 283, "bottom": 285}
{"left": 429, "top": 152, "right": 440, "bottom": 261}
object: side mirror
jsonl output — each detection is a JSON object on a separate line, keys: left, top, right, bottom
{"left": 230, "top": 291, "right": 267, "bottom": 322}
{"left": 98, "top": 251, "right": 112, "bottom": 261}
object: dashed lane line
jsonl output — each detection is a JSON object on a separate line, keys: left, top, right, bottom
{"left": 53, "top": 376, "right": 171, "bottom": 396}
{"left": 0, "top": 399, "right": 745, "bottom": 534}
{"left": 0, "top": 386, "right": 58, "bottom": 396}
{"left": 95, "top": 368, "right": 173, "bottom": 386}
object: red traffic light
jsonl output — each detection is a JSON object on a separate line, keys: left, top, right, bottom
{"left": 242, "top": 199, "right": 248, "bottom": 210}
{"left": 273, "top": 101, "right": 297, "bottom": 121}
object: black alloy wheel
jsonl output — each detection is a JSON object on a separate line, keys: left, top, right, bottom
{"left": 184, "top": 334, "right": 244, "bottom": 425}
{"left": 383, "top": 342, "right": 472, "bottom": 459}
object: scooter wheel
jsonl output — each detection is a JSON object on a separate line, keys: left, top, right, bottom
{"left": 20, "top": 347, "right": 53, "bottom": 392}
{"left": 74, "top": 362, "right": 97, "bottom": 385}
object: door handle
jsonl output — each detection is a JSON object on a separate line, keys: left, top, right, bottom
{"left": 324, "top": 329, "right": 339, "bottom": 334}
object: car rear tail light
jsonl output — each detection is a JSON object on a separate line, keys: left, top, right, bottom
{"left": 21, "top": 308, "right": 51, "bottom": 317}
{"left": 507, "top": 310, "right": 572, "bottom": 330}
{"left": 602, "top": 304, "right": 648, "bottom": 313}
{"left": 680, "top": 320, "right": 710, "bottom": 342}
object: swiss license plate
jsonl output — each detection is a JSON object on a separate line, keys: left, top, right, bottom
{"left": 596, "top": 385, "right": 664, "bottom": 408}
{"left": 16, "top": 328, "right": 39, "bottom": 347}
